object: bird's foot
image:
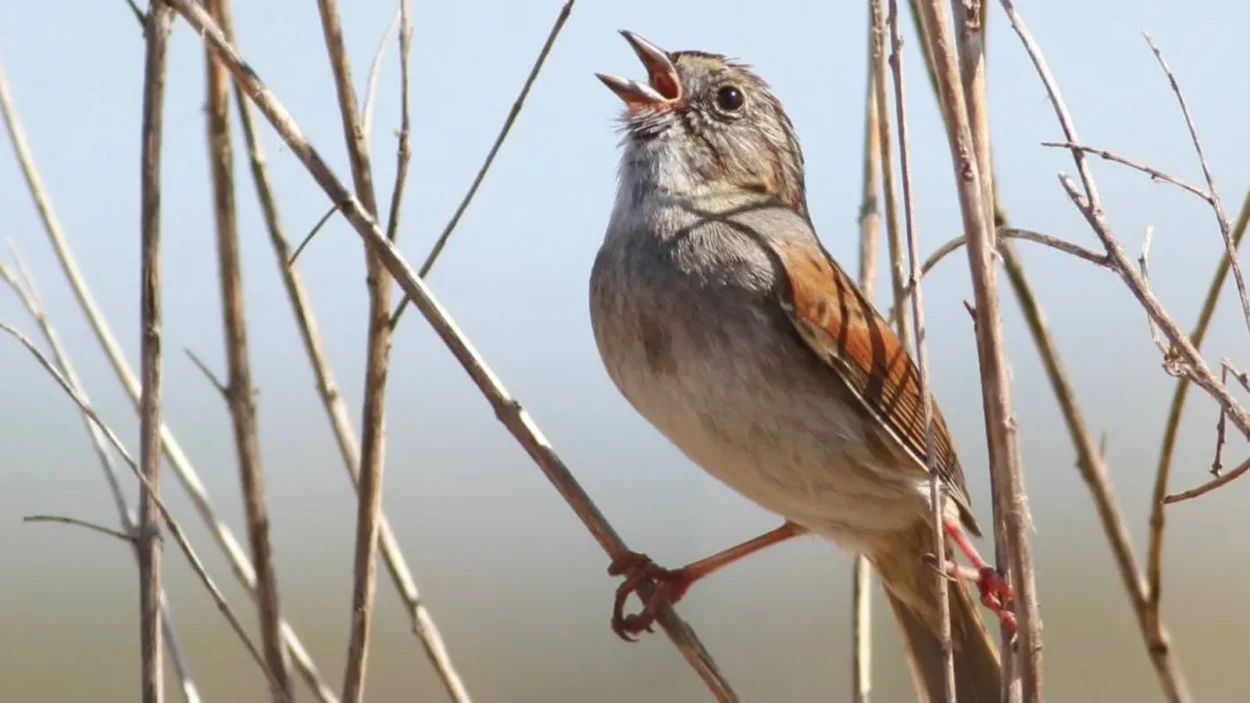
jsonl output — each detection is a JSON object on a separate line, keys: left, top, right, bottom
{"left": 607, "top": 551, "right": 695, "bottom": 641}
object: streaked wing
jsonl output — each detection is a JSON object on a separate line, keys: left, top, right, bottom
{"left": 769, "top": 236, "right": 979, "bottom": 534}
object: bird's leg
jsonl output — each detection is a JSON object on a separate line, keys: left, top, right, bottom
{"left": 941, "top": 517, "right": 1017, "bottom": 636}
{"left": 608, "top": 521, "right": 808, "bottom": 640}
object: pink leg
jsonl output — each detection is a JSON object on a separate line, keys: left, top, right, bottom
{"left": 607, "top": 522, "right": 808, "bottom": 641}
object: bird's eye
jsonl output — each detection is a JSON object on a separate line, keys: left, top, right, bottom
{"left": 715, "top": 85, "right": 745, "bottom": 113}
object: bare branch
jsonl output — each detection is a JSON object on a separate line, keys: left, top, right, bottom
{"left": 997, "top": 1, "right": 1250, "bottom": 441}
{"left": 288, "top": 5, "right": 401, "bottom": 266}
{"left": 1137, "top": 226, "right": 1172, "bottom": 361}
{"left": 137, "top": 5, "right": 174, "bottom": 699}
{"left": 1165, "top": 454, "right": 1250, "bottom": 504}
{"left": 204, "top": 0, "right": 292, "bottom": 696}
{"left": 0, "top": 254, "right": 203, "bottom": 703}
{"left": 1143, "top": 33, "right": 1250, "bottom": 343}
{"left": 0, "top": 321, "right": 284, "bottom": 697}
{"left": 0, "top": 27, "right": 339, "bottom": 703}
{"left": 24, "top": 515, "right": 138, "bottom": 543}
{"left": 888, "top": 0, "right": 953, "bottom": 696}
{"left": 311, "top": 0, "right": 394, "bottom": 698}
{"left": 872, "top": 0, "right": 911, "bottom": 351}
{"left": 185, "top": 348, "right": 229, "bottom": 399}
{"left": 886, "top": 226, "right": 1108, "bottom": 325}
{"left": 917, "top": 1, "right": 1044, "bottom": 697}
{"left": 851, "top": 9, "right": 882, "bottom": 700}
{"left": 217, "top": 3, "right": 470, "bottom": 699}
{"left": 1040, "top": 141, "right": 1210, "bottom": 202}
{"left": 389, "top": 0, "right": 575, "bottom": 328}
{"left": 998, "top": 235, "right": 1193, "bottom": 701}
{"left": 1145, "top": 192, "right": 1250, "bottom": 701}
{"left": 165, "top": 3, "right": 739, "bottom": 698}
{"left": 361, "top": 6, "right": 402, "bottom": 141}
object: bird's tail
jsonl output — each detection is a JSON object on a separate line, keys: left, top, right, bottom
{"left": 870, "top": 519, "right": 1002, "bottom": 703}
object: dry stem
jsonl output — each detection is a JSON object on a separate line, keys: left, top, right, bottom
{"left": 1143, "top": 34, "right": 1250, "bottom": 343}
{"left": 288, "top": 5, "right": 401, "bottom": 266}
{"left": 997, "top": 237, "right": 1193, "bottom": 701}
{"left": 901, "top": 4, "right": 1196, "bottom": 696}
{"left": 0, "top": 321, "right": 284, "bottom": 697}
{"left": 1148, "top": 189, "right": 1250, "bottom": 646}
{"left": 998, "top": 2, "right": 1250, "bottom": 442}
{"left": 389, "top": 0, "right": 575, "bottom": 328}
{"left": 872, "top": 0, "right": 912, "bottom": 351}
{"left": 311, "top": 1, "right": 392, "bottom": 700}
{"left": 0, "top": 27, "right": 338, "bottom": 703}
{"left": 0, "top": 254, "right": 202, "bottom": 703}
{"left": 852, "top": 10, "right": 883, "bottom": 699}
{"left": 137, "top": 5, "right": 174, "bottom": 700}
{"left": 1040, "top": 142, "right": 1210, "bottom": 202}
{"left": 885, "top": 226, "right": 1108, "bottom": 324}
{"left": 889, "top": 0, "right": 955, "bottom": 697}
{"left": 204, "top": 0, "right": 291, "bottom": 697}
{"left": 917, "top": 1, "right": 1044, "bottom": 698}
{"left": 164, "top": 2, "right": 738, "bottom": 698}
{"left": 217, "top": 4, "right": 470, "bottom": 699}
{"left": 23, "top": 515, "right": 138, "bottom": 543}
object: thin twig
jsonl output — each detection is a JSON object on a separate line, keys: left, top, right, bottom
{"left": 1138, "top": 227, "right": 1171, "bottom": 361}
{"left": 288, "top": 5, "right": 401, "bottom": 266}
{"left": 361, "top": 7, "right": 402, "bottom": 142}
{"left": 998, "top": 235, "right": 1193, "bottom": 702}
{"left": 908, "top": 3, "right": 1193, "bottom": 694}
{"left": 1211, "top": 363, "right": 1231, "bottom": 476}
{"left": 917, "top": 2, "right": 1044, "bottom": 699}
{"left": 23, "top": 515, "right": 137, "bottom": 543}
{"left": 857, "top": 42, "right": 882, "bottom": 302}
{"left": 1147, "top": 188, "right": 1250, "bottom": 666}
{"left": 288, "top": 209, "right": 335, "bottom": 266}
{"left": 0, "top": 321, "right": 284, "bottom": 697}
{"left": 950, "top": 4, "right": 1027, "bottom": 688}
{"left": 1040, "top": 142, "right": 1210, "bottom": 203}
{"left": 138, "top": 5, "right": 174, "bottom": 700}
{"left": 852, "top": 10, "right": 882, "bottom": 700}
{"left": 218, "top": 4, "right": 471, "bottom": 700}
{"left": 1143, "top": 33, "right": 1250, "bottom": 344}
{"left": 389, "top": 0, "right": 575, "bottom": 328}
{"left": 872, "top": 0, "right": 911, "bottom": 352}
{"left": 185, "top": 348, "right": 229, "bottom": 399}
{"left": 164, "top": 3, "right": 739, "bottom": 698}
{"left": 998, "top": 4, "right": 1250, "bottom": 698}
{"left": 1165, "top": 454, "right": 1250, "bottom": 504}
{"left": 383, "top": 0, "right": 413, "bottom": 248}
{"left": 888, "top": 0, "right": 954, "bottom": 698}
{"left": 122, "top": 0, "right": 146, "bottom": 28}
{"left": 0, "top": 33, "right": 340, "bottom": 703}
{"left": 311, "top": 1, "right": 396, "bottom": 700}
{"left": 0, "top": 252, "right": 202, "bottom": 703}
{"left": 885, "top": 226, "right": 1108, "bottom": 324}
{"left": 204, "top": 1, "right": 292, "bottom": 697}
{"left": 998, "top": 1, "right": 1250, "bottom": 442}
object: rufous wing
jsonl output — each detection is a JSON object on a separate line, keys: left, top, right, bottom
{"left": 770, "top": 237, "right": 980, "bottom": 535}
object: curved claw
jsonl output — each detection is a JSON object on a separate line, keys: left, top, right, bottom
{"left": 607, "top": 551, "right": 692, "bottom": 641}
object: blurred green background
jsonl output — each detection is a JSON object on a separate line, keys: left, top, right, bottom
{"left": 2, "top": 0, "right": 1249, "bottom": 701}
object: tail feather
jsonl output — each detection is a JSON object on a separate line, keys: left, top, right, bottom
{"left": 872, "top": 522, "right": 1002, "bottom": 702}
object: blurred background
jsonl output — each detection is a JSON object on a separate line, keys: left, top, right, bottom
{"left": 2, "top": 0, "right": 1249, "bottom": 701}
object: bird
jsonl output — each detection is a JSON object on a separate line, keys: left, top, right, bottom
{"left": 588, "top": 30, "right": 1013, "bottom": 702}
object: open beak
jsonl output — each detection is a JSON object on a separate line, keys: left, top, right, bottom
{"left": 596, "top": 31, "right": 682, "bottom": 108}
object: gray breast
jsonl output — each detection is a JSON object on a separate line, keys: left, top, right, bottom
{"left": 588, "top": 203, "right": 929, "bottom": 549}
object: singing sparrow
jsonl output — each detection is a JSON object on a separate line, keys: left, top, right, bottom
{"left": 589, "top": 31, "right": 1010, "bottom": 701}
